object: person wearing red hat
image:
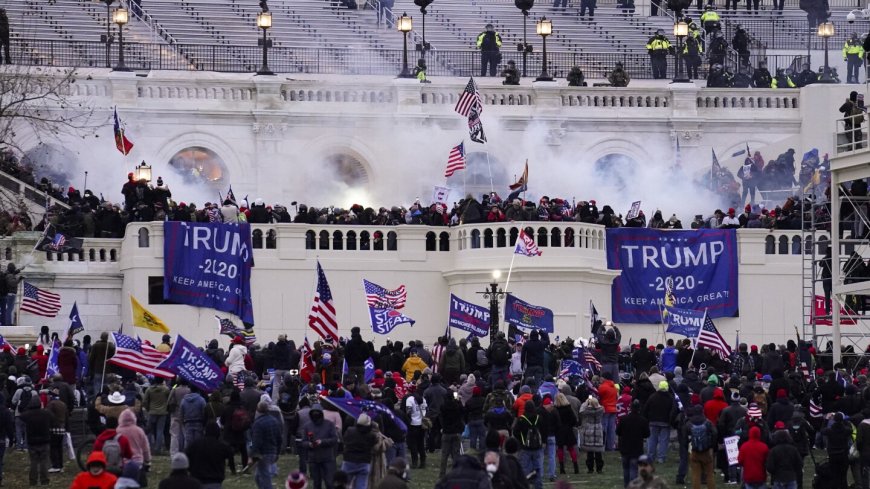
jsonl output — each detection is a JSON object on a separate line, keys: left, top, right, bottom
{"left": 767, "top": 389, "right": 794, "bottom": 431}
{"left": 737, "top": 426, "right": 768, "bottom": 489}
{"left": 721, "top": 208, "right": 740, "bottom": 228}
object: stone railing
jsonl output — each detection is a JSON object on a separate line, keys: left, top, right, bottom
{"left": 696, "top": 90, "right": 800, "bottom": 110}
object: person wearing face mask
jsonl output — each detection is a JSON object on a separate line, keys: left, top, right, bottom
{"left": 376, "top": 458, "right": 409, "bottom": 489}
{"left": 301, "top": 404, "right": 338, "bottom": 489}
{"left": 483, "top": 451, "right": 514, "bottom": 489}
{"left": 626, "top": 455, "right": 668, "bottom": 489}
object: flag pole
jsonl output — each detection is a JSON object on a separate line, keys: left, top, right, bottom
{"left": 688, "top": 308, "right": 707, "bottom": 369}
{"left": 503, "top": 235, "right": 519, "bottom": 294}
{"left": 485, "top": 150, "right": 494, "bottom": 195}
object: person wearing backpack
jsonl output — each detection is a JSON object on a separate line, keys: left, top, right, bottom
{"left": 11, "top": 375, "right": 34, "bottom": 450}
{"left": 94, "top": 416, "right": 133, "bottom": 476}
{"left": 439, "top": 339, "right": 464, "bottom": 386}
{"left": 220, "top": 390, "right": 249, "bottom": 471}
{"left": 513, "top": 400, "right": 544, "bottom": 489}
{"left": 684, "top": 404, "right": 717, "bottom": 489}
{"left": 20, "top": 396, "right": 53, "bottom": 485}
{"left": 488, "top": 332, "right": 512, "bottom": 386}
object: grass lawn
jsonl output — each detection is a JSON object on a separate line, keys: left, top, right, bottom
{"left": 1, "top": 447, "right": 825, "bottom": 488}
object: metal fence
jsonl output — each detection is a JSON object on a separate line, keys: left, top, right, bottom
{"left": 7, "top": 38, "right": 804, "bottom": 79}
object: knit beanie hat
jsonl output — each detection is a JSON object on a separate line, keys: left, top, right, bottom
{"left": 286, "top": 471, "right": 308, "bottom": 489}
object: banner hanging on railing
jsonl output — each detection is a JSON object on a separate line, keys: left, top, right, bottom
{"left": 163, "top": 222, "right": 255, "bottom": 324}
{"left": 606, "top": 228, "right": 738, "bottom": 323}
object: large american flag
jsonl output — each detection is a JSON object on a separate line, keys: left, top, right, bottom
{"left": 454, "top": 77, "right": 482, "bottom": 117}
{"left": 697, "top": 313, "right": 732, "bottom": 359}
{"left": 308, "top": 261, "right": 339, "bottom": 342}
{"left": 363, "top": 279, "right": 407, "bottom": 310}
{"left": 109, "top": 332, "right": 174, "bottom": 378}
{"left": 20, "top": 282, "right": 62, "bottom": 317}
{"left": 444, "top": 142, "right": 467, "bottom": 178}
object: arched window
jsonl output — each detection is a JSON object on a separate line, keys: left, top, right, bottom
{"left": 778, "top": 235, "right": 788, "bottom": 254}
{"left": 791, "top": 235, "right": 801, "bottom": 255}
{"left": 537, "top": 227, "right": 548, "bottom": 247}
{"left": 88, "top": 249, "right": 95, "bottom": 261}
{"left": 510, "top": 227, "right": 519, "bottom": 246}
{"left": 168, "top": 146, "right": 228, "bottom": 189}
{"left": 387, "top": 231, "right": 398, "bottom": 251}
{"left": 360, "top": 231, "right": 371, "bottom": 250}
{"left": 333, "top": 231, "right": 344, "bottom": 250}
{"left": 305, "top": 230, "right": 316, "bottom": 250}
{"left": 565, "top": 228, "right": 575, "bottom": 247}
{"left": 319, "top": 230, "right": 330, "bottom": 250}
{"left": 551, "top": 228, "right": 562, "bottom": 247}
{"left": 138, "top": 228, "right": 150, "bottom": 248}
{"left": 99, "top": 249, "right": 106, "bottom": 262}
{"left": 484, "top": 229, "right": 494, "bottom": 248}
{"left": 321, "top": 154, "right": 369, "bottom": 187}
{"left": 109, "top": 249, "right": 117, "bottom": 261}
{"left": 496, "top": 228, "right": 507, "bottom": 248}
{"left": 266, "top": 230, "right": 277, "bottom": 249}
{"left": 764, "top": 235, "right": 775, "bottom": 254}
{"left": 439, "top": 232, "right": 450, "bottom": 251}
{"left": 346, "top": 231, "right": 357, "bottom": 250}
{"left": 471, "top": 229, "right": 481, "bottom": 249}
{"left": 426, "top": 232, "right": 436, "bottom": 251}
{"left": 252, "top": 229, "right": 264, "bottom": 249}
{"left": 374, "top": 231, "right": 384, "bottom": 251}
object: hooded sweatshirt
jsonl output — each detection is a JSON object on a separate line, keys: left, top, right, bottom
{"left": 70, "top": 452, "right": 118, "bottom": 489}
{"left": 703, "top": 388, "right": 728, "bottom": 425}
{"left": 737, "top": 426, "right": 769, "bottom": 483}
{"left": 116, "top": 409, "right": 151, "bottom": 465}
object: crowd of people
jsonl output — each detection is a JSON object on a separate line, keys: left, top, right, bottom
{"left": 0, "top": 322, "right": 869, "bottom": 489}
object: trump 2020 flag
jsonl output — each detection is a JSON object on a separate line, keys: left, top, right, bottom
{"left": 560, "top": 359, "right": 583, "bottom": 379}
{"left": 156, "top": 335, "right": 223, "bottom": 393}
{"left": 514, "top": 229, "right": 542, "bottom": 256}
{"left": 448, "top": 294, "right": 490, "bottom": 337}
{"left": 369, "top": 306, "right": 415, "bottom": 335}
{"left": 663, "top": 305, "right": 705, "bottom": 338}
{"left": 364, "top": 357, "right": 375, "bottom": 383}
{"left": 44, "top": 339, "right": 61, "bottom": 380}
{"left": 504, "top": 294, "right": 554, "bottom": 333}
{"left": 68, "top": 302, "right": 84, "bottom": 337}
{"left": 323, "top": 396, "right": 408, "bottom": 432}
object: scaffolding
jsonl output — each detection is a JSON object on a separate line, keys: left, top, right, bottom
{"left": 801, "top": 113, "right": 870, "bottom": 368}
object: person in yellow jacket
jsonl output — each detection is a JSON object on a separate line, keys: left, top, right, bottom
{"left": 476, "top": 23, "right": 503, "bottom": 77}
{"left": 402, "top": 350, "right": 428, "bottom": 381}
{"left": 772, "top": 68, "right": 796, "bottom": 88}
{"left": 646, "top": 29, "right": 671, "bottom": 79}
{"left": 700, "top": 6, "right": 720, "bottom": 37}
{"left": 843, "top": 32, "right": 865, "bottom": 83}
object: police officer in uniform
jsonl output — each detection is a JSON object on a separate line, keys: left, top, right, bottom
{"left": 646, "top": 29, "right": 671, "bottom": 79}
{"left": 843, "top": 32, "right": 865, "bottom": 83}
{"left": 700, "top": 5, "right": 720, "bottom": 36}
{"left": 477, "top": 24, "right": 503, "bottom": 77}
{"left": 683, "top": 28, "right": 703, "bottom": 80}
{"left": 772, "top": 68, "right": 796, "bottom": 88}
{"left": 751, "top": 60, "right": 772, "bottom": 87}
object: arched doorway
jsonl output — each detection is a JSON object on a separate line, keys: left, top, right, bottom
{"left": 168, "top": 147, "right": 228, "bottom": 187}
{"left": 323, "top": 154, "right": 369, "bottom": 186}
{"left": 21, "top": 144, "right": 79, "bottom": 187}
{"left": 452, "top": 151, "right": 508, "bottom": 198}
{"left": 593, "top": 153, "right": 639, "bottom": 191}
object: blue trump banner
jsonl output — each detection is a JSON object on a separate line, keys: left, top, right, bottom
{"left": 323, "top": 396, "right": 408, "bottom": 432}
{"left": 663, "top": 305, "right": 705, "bottom": 338}
{"left": 369, "top": 307, "right": 415, "bottom": 335}
{"left": 504, "top": 294, "right": 554, "bottom": 333}
{"left": 163, "top": 222, "right": 255, "bottom": 324}
{"left": 448, "top": 294, "right": 490, "bottom": 337}
{"left": 156, "top": 335, "right": 223, "bottom": 393}
{"left": 606, "top": 228, "right": 738, "bottom": 323}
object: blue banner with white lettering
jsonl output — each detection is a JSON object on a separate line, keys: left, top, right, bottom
{"left": 663, "top": 305, "right": 705, "bottom": 338}
{"left": 163, "top": 222, "right": 255, "bottom": 324}
{"left": 156, "top": 335, "right": 223, "bottom": 393}
{"left": 448, "top": 294, "right": 490, "bottom": 337}
{"left": 606, "top": 228, "right": 738, "bottom": 323}
{"left": 504, "top": 294, "right": 554, "bottom": 333}
{"left": 369, "top": 307, "right": 415, "bottom": 335}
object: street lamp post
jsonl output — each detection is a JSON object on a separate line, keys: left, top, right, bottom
{"left": 818, "top": 21, "right": 835, "bottom": 83}
{"left": 535, "top": 17, "right": 553, "bottom": 81}
{"left": 397, "top": 13, "right": 414, "bottom": 78}
{"left": 672, "top": 20, "right": 690, "bottom": 83}
{"left": 478, "top": 270, "right": 506, "bottom": 342}
{"left": 99, "top": 0, "right": 116, "bottom": 68}
{"left": 414, "top": 0, "right": 432, "bottom": 56}
{"left": 515, "top": 0, "right": 535, "bottom": 78}
{"left": 112, "top": 7, "right": 130, "bottom": 72}
{"left": 256, "top": 11, "right": 274, "bottom": 76}
{"left": 134, "top": 161, "right": 152, "bottom": 182}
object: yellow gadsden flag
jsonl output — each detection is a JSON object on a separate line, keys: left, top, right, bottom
{"left": 130, "top": 296, "right": 169, "bottom": 334}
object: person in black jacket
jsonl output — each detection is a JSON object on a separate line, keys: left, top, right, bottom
{"left": 341, "top": 413, "right": 377, "bottom": 488}
{"left": 20, "top": 397, "right": 54, "bottom": 486}
{"left": 823, "top": 412, "right": 853, "bottom": 489}
{"left": 434, "top": 455, "right": 491, "bottom": 489}
{"left": 595, "top": 323, "right": 621, "bottom": 381}
{"left": 186, "top": 422, "right": 235, "bottom": 486}
{"left": 631, "top": 339, "right": 656, "bottom": 376}
{"left": 642, "top": 381, "right": 675, "bottom": 464}
{"left": 521, "top": 331, "right": 546, "bottom": 383}
{"left": 766, "top": 429, "right": 804, "bottom": 488}
{"left": 344, "top": 327, "right": 369, "bottom": 384}
{"left": 439, "top": 391, "right": 466, "bottom": 478}
{"left": 617, "top": 399, "right": 649, "bottom": 487}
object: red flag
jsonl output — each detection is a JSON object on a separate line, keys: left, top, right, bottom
{"left": 299, "top": 336, "right": 315, "bottom": 383}
{"left": 114, "top": 107, "right": 134, "bottom": 155}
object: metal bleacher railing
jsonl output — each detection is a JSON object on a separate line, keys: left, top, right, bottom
{"left": 6, "top": 38, "right": 806, "bottom": 78}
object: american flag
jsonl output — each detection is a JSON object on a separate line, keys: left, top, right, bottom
{"left": 308, "top": 261, "right": 339, "bottom": 342}
{"left": 454, "top": 77, "right": 482, "bottom": 117}
{"left": 560, "top": 359, "right": 583, "bottom": 379}
{"left": 575, "top": 346, "right": 601, "bottom": 373}
{"left": 363, "top": 279, "right": 407, "bottom": 310}
{"left": 20, "top": 282, "right": 62, "bottom": 317}
{"left": 514, "top": 229, "right": 542, "bottom": 256}
{"left": 109, "top": 332, "right": 174, "bottom": 378}
{"left": 215, "top": 315, "right": 257, "bottom": 346}
{"left": 809, "top": 397, "right": 823, "bottom": 418}
{"left": 697, "top": 313, "right": 732, "bottom": 359}
{"left": 800, "top": 362, "right": 813, "bottom": 383}
{"left": 444, "top": 142, "right": 467, "bottom": 178}
{"left": 467, "top": 105, "right": 487, "bottom": 144}
{"left": 711, "top": 149, "right": 722, "bottom": 191}
{"left": 49, "top": 233, "right": 66, "bottom": 251}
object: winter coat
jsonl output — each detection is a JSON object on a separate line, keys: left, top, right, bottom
{"left": 555, "top": 405, "right": 578, "bottom": 446}
{"left": 766, "top": 431, "right": 803, "bottom": 483}
{"left": 737, "top": 426, "right": 769, "bottom": 484}
{"left": 767, "top": 397, "right": 794, "bottom": 430}
{"left": 250, "top": 411, "right": 283, "bottom": 458}
{"left": 641, "top": 391, "right": 674, "bottom": 425}
{"left": 186, "top": 430, "right": 236, "bottom": 484}
{"left": 57, "top": 346, "right": 78, "bottom": 384}
{"left": 117, "top": 409, "right": 151, "bottom": 465}
{"left": 300, "top": 415, "right": 338, "bottom": 463}
{"left": 144, "top": 384, "right": 170, "bottom": 416}
{"left": 180, "top": 392, "right": 206, "bottom": 424}
{"left": 440, "top": 396, "right": 466, "bottom": 435}
{"left": 20, "top": 403, "right": 53, "bottom": 446}
{"left": 343, "top": 424, "right": 377, "bottom": 463}
{"left": 579, "top": 402, "right": 605, "bottom": 452}
{"left": 433, "top": 455, "right": 492, "bottom": 489}
{"left": 225, "top": 345, "right": 248, "bottom": 375}
{"left": 70, "top": 453, "right": 118, "bottom": 489}
{"left": 617, "top": 411, "right": 650, "bottom": 458}
{"left": 598, "top": 379, "right": 618, "bottom": 413}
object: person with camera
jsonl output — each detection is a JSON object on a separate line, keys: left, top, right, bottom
{"left": 300, "top": 404, "right": 338, "bottom": 489}
{"left": 476, "top": 24, "right": 503, "bottom": 77}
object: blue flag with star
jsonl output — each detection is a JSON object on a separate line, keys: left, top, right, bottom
{"left": 68, "top": 302, "right": 84, "bottom": 337}
{"left": 605, "top": 228, "right": 738, "bottom": 323}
